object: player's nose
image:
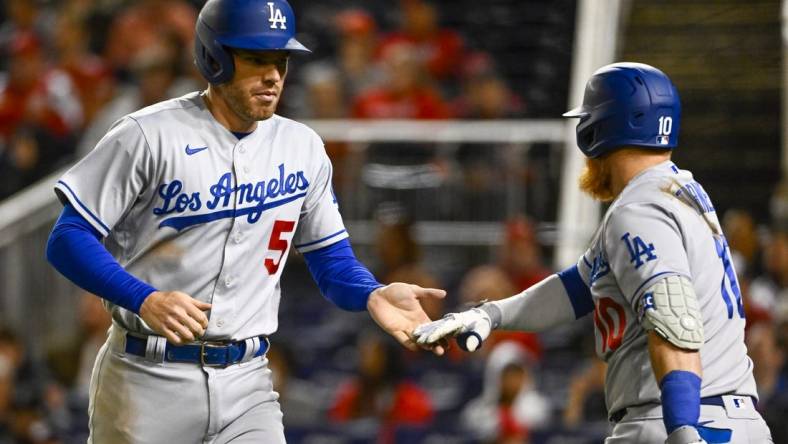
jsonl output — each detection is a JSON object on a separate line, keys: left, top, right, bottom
{"left": 260, "top": 65, "right": 283, "bottom": 84}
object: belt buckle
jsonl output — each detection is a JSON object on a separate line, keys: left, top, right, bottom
{"left": 199, "top": 341, "right": 228, "bottom": 367}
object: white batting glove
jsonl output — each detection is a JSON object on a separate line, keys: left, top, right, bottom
{"left": 412, "top": 308, "right": 492, "bottom": 352}
{"left": 665, "top": 426, "right": 707, "bottom": 444}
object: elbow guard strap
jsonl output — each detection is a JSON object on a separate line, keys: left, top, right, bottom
{"left": 639, "top": 275, "right": 704, "bottom": 350}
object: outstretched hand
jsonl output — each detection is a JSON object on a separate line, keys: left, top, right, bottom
{"left": 367, "top": 283, "right": 447, "bottom": 355}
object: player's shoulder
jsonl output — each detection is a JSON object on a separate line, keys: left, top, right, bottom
{"left": 268, "top": 115, "right": 327, "bottom": 161}
{"left": 269, "top": 114, "right": 323, "bottom": 143}
{"left": 125, "top": 92, "right": 204, "bottom": 128}
{"left": 603, "top": 162, "right": 695, "bottom": 231}
{"left": 611, "top": 161, "right": 692, "bottom": 212}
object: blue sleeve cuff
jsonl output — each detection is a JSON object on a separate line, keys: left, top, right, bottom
{"left": 660, "top": 370, "right": 701, "bottom": 434}
{"left": 557, "top": 265, "right": 594, "bottom": 318}
{"left": 302, "top": 238, "right": 383, "bottom": 311}
{"left": 46, "top": 204, "right": 157, "bottom": 314}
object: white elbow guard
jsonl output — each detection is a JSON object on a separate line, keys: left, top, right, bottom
{"left": 639, "top": 275, "right": 704, "bottom": 350}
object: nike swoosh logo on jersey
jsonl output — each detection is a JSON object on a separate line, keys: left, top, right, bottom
{"left": 185, "top": 145, "right": 208, "bottom": 155}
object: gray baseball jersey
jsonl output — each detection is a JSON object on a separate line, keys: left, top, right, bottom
{"left": 575, "top": 160, "right": 757, "bottom": 415}
{"left": 55, "top": 91, "right": 348, "bottom": 340}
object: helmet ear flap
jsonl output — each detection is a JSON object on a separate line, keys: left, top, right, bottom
{"left": 577, "top": 124, "right": 596, "bottom": 156}
{"left": 194, "top": 19, "right": 235, "bottom": 84}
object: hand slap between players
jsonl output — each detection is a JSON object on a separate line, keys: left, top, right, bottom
{"left": 367, "top": 283, "right": 447, "bottom": 355}
{"left": 139, "top": 291, "right": 212, "bottom": 345}
{"left": 413, "top": 308, "right": 493, "bottom": 352}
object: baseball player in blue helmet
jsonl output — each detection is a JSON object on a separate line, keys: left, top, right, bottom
{"left": 45, "top": 0, "right": 446, "bottom": 442}
{"left": 415, "top": 62, "right": 773, "bottom": 443}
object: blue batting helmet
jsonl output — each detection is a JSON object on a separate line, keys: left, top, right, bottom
{"left": 563, "top": 62, "right": 681, "bottom": 158}
{"left": 194, "top": 0, "right": 311, "bottom": 84}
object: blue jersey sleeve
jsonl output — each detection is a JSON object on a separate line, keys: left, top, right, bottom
{"left": 302, "top": 238, "right": 383, "bottom": 311}
{"left": 557, "top": 264, "right": 595, "bottom": 319}
{"left": 46, "top": 204, "right": 157, "bottom": 313}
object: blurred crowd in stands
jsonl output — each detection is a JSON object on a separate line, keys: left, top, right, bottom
{"left": 0, "top": 0, "right": 786, "bottom": 444}
{"left": 0, "top": 0, "right": 529, "bottom": 201}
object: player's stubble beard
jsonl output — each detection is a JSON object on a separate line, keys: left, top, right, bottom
{"left": 217, "top": 81, "right": 281, "bottom": 122}
{"left": 579, "top": 156, "right": 616, "bottom": 202}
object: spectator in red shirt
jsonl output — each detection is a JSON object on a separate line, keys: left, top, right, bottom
{"left": 0, "top": 32, "right": 81, "bottom": 141}
{"left": 0, "top": 33, "right": 82, "bottom": 194}
{"left": 378, "top": 0, "right": 463, "bottom": 81}
{"left": 500, "top": 216, "right": 552, "bottom": 291}
{"left": 329, "top": 331, "right": 434, "bottom": 440}
{"left": 454, "top": 52, "right": 525, "bottom": 119}
{"left": 103, "top": 0, "right": 196, "bottom": 73}
{"left": 0, "top": 0, "right": 52, "bottom": 60}
{"left": 0, "top": 32, "right": 81, "bottom": 198}
{"left": 352, "top": 42, "right": 450, "bottom": 119}
{"left": 297, "top": 9, "right": 381, "bottom": 117}
{"left": 52, "top": 13, "right": 115, "bottom": 127}
{"left": 335, "top": 9, "right": 383, "bottom": 99}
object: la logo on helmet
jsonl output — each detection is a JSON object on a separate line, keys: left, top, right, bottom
{"left": 267, "top": 2, "right": 287, "bottom": 29}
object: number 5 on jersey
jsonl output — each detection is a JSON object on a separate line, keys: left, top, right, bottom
{"left": 265, "top": 220, "right": 295, "bottom": 274}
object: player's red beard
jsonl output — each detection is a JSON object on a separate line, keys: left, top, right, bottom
{"left": 578, "top": 156, "right": 616, "bottom": 202}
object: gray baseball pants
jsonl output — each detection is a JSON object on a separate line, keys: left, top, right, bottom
{"left": 606, "top": 396, "right": 773, "bottom": 443}
{"left": 87, "top": 325, "right": 285, "bottom": 444}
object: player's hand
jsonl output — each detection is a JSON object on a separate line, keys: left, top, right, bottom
{"left": 413, "top": 308, "right": 492, "bottom": 352}
{"left": 367, "top": 283, "right": 447, "bottom": 355}
{"left": 139, "top": 291, "right": 212, "bottom": 345}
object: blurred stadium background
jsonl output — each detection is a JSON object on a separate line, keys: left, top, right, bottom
{"left": 0, "top": 0, "right": 786, "bottom": 443}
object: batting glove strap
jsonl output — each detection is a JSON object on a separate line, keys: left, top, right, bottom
{"left": 479, "top": 302, "right": 502, "bottom": 329}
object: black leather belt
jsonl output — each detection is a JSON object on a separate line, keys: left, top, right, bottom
{"left": 609, "top": 395, "right": 757, "bottom": 423}
{"left": 125, "top": 333, "right": 269, "bottom": 367}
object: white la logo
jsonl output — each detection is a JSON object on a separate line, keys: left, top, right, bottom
{"left": 267, "top": 2, "right": 287, "bottom": 30}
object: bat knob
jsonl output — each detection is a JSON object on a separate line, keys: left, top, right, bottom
{"left": 457, "top": 331, "right": 482, "bottom": 352}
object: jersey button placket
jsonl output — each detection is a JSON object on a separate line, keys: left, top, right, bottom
{"left": 211, "top": 145, "right": 243, "bottom": 333}
{"left": 235, "top": 142, "right": 246, "bottom": 181}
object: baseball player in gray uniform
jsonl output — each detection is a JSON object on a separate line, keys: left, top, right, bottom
{"left": 45, "top": 1, "right": 446, "bottom": 443}
{"left": 414, "top": 63, "right": 773, "bottom": 443}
